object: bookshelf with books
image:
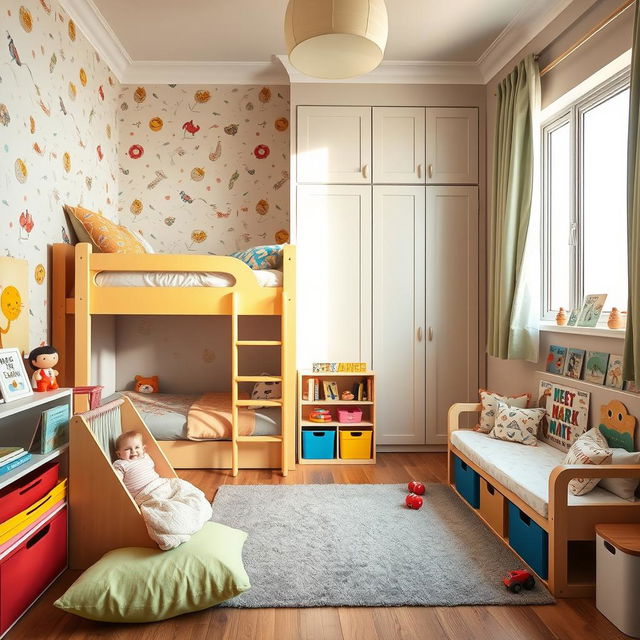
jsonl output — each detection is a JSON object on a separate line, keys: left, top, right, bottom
{"left": 298, "top": 371, "right": 376, "bottom": 465}
{"left": 0, "top": 388, "right": 70, "bottom": 637}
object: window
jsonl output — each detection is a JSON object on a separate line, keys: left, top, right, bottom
{"left": 542, "top": 71, "right": 630, "bottom": 320}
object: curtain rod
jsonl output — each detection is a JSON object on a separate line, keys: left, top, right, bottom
{"left": 539, "top": 0, "right": 635, "bottom": 77}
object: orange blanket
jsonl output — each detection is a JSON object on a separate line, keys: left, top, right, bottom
{"left": 186, "top": 392, "right": 255, "bottom": 440}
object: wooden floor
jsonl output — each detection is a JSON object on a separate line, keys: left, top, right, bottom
{"left": 9, "top": 453, "right": 628, "bottom": 640}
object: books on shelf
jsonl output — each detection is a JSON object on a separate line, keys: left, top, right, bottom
{"left": 0, "top": 447, "right": 24, "bottom": 465}
{"left": 28, "top": 404, "right": 70, "bottom": 454}
{"left": 0, "top": 452, "right": 32, "bottom": 476}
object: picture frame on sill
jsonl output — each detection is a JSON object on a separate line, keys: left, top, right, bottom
{"left": 323, "top": 381, "right": 339, "bottom": 401}
{"left": 0, "top": 347, "right": 33, "bottom": 402}
{"left": 576, "top": 294, "right": 607, "bottom": 327}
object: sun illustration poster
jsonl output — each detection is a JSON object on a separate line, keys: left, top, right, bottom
{"left": 0, "top": 257, "right": 29, "bottom": 354}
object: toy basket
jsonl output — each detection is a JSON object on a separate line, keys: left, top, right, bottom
{"left": 337, "top": 408, "right": 363, "bottom": 424}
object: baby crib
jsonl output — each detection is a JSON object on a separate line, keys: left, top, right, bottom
{"left": 69, "top": 396, "right": 177, "bottom": 569}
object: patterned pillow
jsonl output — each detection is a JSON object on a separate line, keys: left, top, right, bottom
{"left": 489, "top": 401, "right": 546, "bottom": 446}
{"left": 230, "top": 245, "right": 284, "bottom": 270}
{"left": 65, "top": 205, "right": 146, "bottom": 254}
{"left": 563, "top": 438, "right": 612, "bottom": 496}
{"left": 250, "top": 374, "right": 282, "bottom": 409}
{"left": 476, "top": 389, "right": 531, "bottom": 433}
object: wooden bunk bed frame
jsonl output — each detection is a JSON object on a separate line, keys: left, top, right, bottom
{"left": 52, "top": 242, "right": 296, "bottom": 476}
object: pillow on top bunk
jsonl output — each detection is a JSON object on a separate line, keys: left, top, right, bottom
{"left": 54, "top": 522, "right": 250, "bottom": 622}
{"left": 230, "top": 244, "right": 284, "bottom": 270}
{"left": 64, "top": 205, "right": 146, "bottom": 254}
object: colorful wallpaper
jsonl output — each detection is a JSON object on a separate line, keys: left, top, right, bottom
{"left": 1, "top": 0, "right": 119, "bottom": 348}
{"left": 117, "top": 84, "right": 290, "bottom": 253}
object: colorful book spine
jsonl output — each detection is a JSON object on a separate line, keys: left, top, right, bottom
{"left": 0, "top": 452, "right": 31, "bottom": 475}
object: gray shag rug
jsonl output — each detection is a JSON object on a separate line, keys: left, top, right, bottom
{"left": 211, "top": 483, "right": 554, "bottom": 608}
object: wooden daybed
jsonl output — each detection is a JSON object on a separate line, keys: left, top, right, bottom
{"left": 448, "top": 403, "right": 640, "bottom": 598}
{"left": 52, "top": 242, "right": 296, "bottom": 476}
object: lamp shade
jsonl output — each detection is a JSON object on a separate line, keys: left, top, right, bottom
{"left": 284, "top": 0, "right": 388, "bottom": 79}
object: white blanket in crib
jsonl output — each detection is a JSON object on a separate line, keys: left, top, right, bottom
{"left": 135, "top": 477, "right": 213, "bottom": 550}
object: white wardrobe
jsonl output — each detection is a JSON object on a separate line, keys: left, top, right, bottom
{"left": 296, "top": 106, "right": 479, "bottom": 446}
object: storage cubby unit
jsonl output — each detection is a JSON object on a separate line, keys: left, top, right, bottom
{"left": 297, "top": 371, "right": 376, "bottom": 464}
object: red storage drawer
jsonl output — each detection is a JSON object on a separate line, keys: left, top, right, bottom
{"left": 0, "top": 462, "right": 59, "bottom": 524}
{"left": 0, "top": 507, "right": 67, "bottom": 634}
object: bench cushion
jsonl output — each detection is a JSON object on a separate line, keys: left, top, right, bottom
{"left": 451, "top": 430, "right": 629, "bottom": 518}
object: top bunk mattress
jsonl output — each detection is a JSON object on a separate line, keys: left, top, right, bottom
{"left": 95, "top": 269, "right": 282, "bottom": 288}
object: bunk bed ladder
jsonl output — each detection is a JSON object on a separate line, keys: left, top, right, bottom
{"left": 231, "top": 292, "right": 287, "bottom": 477}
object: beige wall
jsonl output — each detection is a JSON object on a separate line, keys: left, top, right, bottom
{"left": 485, "top": 0, "right": 635, "bottom": 397}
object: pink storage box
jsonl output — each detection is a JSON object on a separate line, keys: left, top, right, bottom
{"left": 337, "top": 408, "right": 362, "bottom": 424}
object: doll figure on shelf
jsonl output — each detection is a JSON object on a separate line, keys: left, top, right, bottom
{"left": 28, "top": 345, "right": 59, "bottom": 392}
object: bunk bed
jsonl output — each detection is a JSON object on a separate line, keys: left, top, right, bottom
{"left": 52, "top": 242, "right": 296, "bottom": 476}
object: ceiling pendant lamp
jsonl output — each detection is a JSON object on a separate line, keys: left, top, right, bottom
{"left": 284, "top": 0, "right": 388, "bottom": 79}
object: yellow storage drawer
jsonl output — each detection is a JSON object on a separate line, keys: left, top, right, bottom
{"left": 0, "top": 479, "right": 67, "bottom": 545}
{"left": 339, "top": 429, "right": 372, "bottom": 459}
{"left": 479, "top": 477, "right": 507, "bottom": 537}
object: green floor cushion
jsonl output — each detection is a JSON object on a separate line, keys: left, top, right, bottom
{"left": 54, "top": 522, "right": 250, "bottom": 623}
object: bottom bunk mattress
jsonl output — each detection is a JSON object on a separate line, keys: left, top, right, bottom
{"left": 113, "top": 391, "right": 281, "bottom": 441}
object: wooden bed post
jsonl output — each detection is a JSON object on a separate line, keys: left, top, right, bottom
{"left": 75, "top": 243, "right": 92, "bottom": 412}
{"left": 282, "top": 245, "right": 297, "bottom": 472}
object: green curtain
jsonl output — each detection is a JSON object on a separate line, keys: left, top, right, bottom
{"left": 624, "top": 3, "right": 640, "bottom": 384}
{"left": 487, "top": 54, "right": 540, "bottom": 362}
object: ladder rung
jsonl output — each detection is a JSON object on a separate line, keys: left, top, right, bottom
{"left": 235, "top": 376, "right": 282, "bottom": 383}
{"left": 236, "top": 399, "right": 282, "bottom": 407}
{"left": 236, "top": 340, "right": 282, "bottom": 346}
{"left": 236, "top": 435, "right": 282, "bottom": 443}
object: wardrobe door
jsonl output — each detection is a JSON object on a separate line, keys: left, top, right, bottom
{"left": 425, "top": 186, "right": 479, "bottom": 445}
{"left": 296, "top": 185, "right": 372, "bottom": 369}
{"left": 373, "top": 107, "right": 425, "bottom": 184}
{"left": 373, "top": 186, "right": 426, "bottom": 445}
{"left": 297, "top": 106, "right": 371, "bottom": 184}
{"left": 425, "top": 108, "right": 478, "bottom": 184}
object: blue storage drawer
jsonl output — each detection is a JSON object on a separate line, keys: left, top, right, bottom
{"left": 453, "top": 455, "right": 480, "bottom": 508}
{"left": 508, "top": 502, "right": 548, "bottom": 579}
{"left": 302, "top": 429, "right": 336, "bottom": 459}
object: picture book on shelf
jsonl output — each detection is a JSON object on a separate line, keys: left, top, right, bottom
{"left": 0, "top": 447, "right": 24, "bottom": 465}
{"left": 29, "top": 404, "right": 70, "bottom": 454}
{"left": 563, "top": 348, "right": 585, "bottom": 380}
{"left": 0, "top": 451, "right": 31, "bottom": 475}
{"left": 605, "top": 355, "right": 624, "bottom": 390}
{"left": 577, "top": 293, "right": 607, "bottom": 327}
{"left": 546, "top": 345, "right": 567, "bottom": 374}
{"left": 538, "top": 380, "right": 590, "bottom": 450}
{"left": 584, "top": 351, "right": 609, "bottom": 384}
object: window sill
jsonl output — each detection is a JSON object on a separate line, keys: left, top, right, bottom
{"left": 539, "top": 321, "right": 625, "bottom": 339}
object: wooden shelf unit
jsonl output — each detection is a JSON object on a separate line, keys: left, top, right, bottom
{"left": 297, "top": 371, "right": 376, "bottom": 465}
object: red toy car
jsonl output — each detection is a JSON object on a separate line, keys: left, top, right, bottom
{"left": 503, "top": 570, "right": 535, "bottom": 593}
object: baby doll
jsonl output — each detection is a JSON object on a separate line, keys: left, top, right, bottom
{"left": 113, "top": 430, "right": 213, "bottom": 550}
{"left": 28, "top": 345, "right": 59, "bottom": 392}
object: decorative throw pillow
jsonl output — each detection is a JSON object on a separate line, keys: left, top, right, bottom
{"left": 54, "top": 522, "right": 250, "bottom": 622}
{"left": 250, "top": 374, "right": 281, "bottom": 409}
{"left": 489, "top": 401, "right": 545, "bottom": 446}
{"left": 599, "top": 448, "right": 640, "bottom": 501}
{"left": 563, "top": 438, "right": 612, "bottom": 496}
{"left": 231, "top": 244, "right": 284, "bottom": 270}
{"left": 129, "top": 229, "right": 155, "bottom": 254}
{"left": 581, "top": 426, "right": 609, "bottom": 449}
{"left": 476, "top": 389, "right": 531, "bottom": 434}
{"left": 64, "top": 205, "right": 146, "bottom": 254}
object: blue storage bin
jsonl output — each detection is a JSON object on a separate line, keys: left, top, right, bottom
{"left": 302, "top": 429, "right": 336, "bottom": 459}
{"left": 508, "top": 502, "right": 548, "bottom": 579}
{"left": 453, "top": 455, "right": 480, "bottom": 508}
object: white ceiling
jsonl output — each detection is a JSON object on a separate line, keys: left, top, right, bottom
{"left": 91, "top": 0, "right": 531, "bottom": 63}
{"left": 61, "top": 0, "right": 576, "bottom": 83}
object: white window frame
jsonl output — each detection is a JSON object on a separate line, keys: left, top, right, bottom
{"left": 541, "top": 68, "right": 630, "bottom": 321}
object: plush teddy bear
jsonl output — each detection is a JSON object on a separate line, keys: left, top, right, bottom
{"left": 134, "top": 375, "right": 159, "bottom": 394}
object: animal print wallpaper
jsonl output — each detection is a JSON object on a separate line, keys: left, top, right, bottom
{"left": 1, "top": 0, "right": 119, "bottom": 348}
{"left": 117, "top": 84, "right": 290, "bottom": 253}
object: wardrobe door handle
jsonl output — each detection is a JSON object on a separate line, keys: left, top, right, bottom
{"left": 428, "top": 327, "right": 433, "bottom": 341}
{"left": 428, "top": 164, "right": 433, "bottom": 179}
{"left": 362, "top": 164, "right": 369, "bottom": 180}
{"left": 417, "top": 164, "right": 422, "bottom": 179}
{"left": 417, "top": 327, "right": 423, "bottom": 342}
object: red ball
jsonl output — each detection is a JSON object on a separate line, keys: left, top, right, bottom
{"left": 405, "top": 493, "right": 423, "bottom": 510}
{"left": 408, "top": 481, "right": 425, "bottom": 495}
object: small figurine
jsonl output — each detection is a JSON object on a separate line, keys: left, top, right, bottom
{"left": 134, "top": 375, "right": 159, "bottom": 393}
{"left": 556, "top": 307, "right": 568, "bottom": 326}
{"left": 608, "top": 307, "right": 626, "bottom": 330}
{"left": 28, "top": 345, "right": 59, "bottom": 392}
{"left": 341, "top": 390, "right": 355, "bottom": 401}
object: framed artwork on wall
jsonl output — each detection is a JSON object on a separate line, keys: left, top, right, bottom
{"left": 0, "top": 257, "right": 29, "bottom": 355}
{"left": 576, "top": 294, "right": 607, "bottom": 327}
{"left": 0, "top": 347, "right": 32, "bottom": 402}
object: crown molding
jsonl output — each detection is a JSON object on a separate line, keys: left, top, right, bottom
{"left": 477, "top": 0, "right": 577, "bottom": 83}
{"left": 275, "top": 55, "right": 483, "bottom": 84}
{"left": 122, "top": 60, "right": 289, "bottom": 85}
{"left": 58, "top": 0, "right": 131, "bottom": 81}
